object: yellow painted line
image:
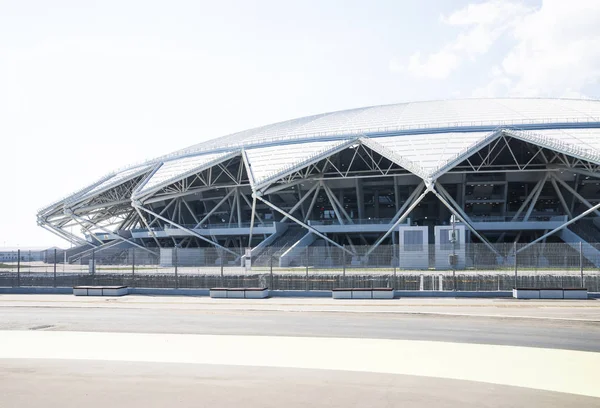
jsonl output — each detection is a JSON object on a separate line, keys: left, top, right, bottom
{"left": 0, "top": 331, "right": 599, "bottom": 398}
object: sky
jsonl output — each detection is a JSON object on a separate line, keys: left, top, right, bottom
{"left": 1, "top": 0, "right": 599, "bottom": 248}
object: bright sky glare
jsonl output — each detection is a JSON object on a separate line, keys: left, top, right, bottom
{"left": 1, "top": 0, "right": 599, "bottom": 248}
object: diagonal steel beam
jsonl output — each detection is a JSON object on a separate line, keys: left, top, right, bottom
{"left": 69, "top": 212, "right": 156, "bottom": 255}
{"left": 280, "top": 182, "right": 320, "bottom": 223}
{"left": 323, "top": 183, "right": 354, "bottom": 223}
{"left": 133, "top": 202, "right": 238, "bottom": 256}
{"left": 194, "top": 189, "right": 235, "bottom": 228}
{"left": 38, "top": 223, "right": 88, "bottom": 247}
{"left": 304, "top": 184, "right": 321, "bottom": 223}
{"left": 517, "top": 201, "right": 600, "bottom": 253}
{"left": 365, "top": 184, "right": 431, "bottom": 256}
{"left": 254, "top": 194, "right": 354, "bottom": 255}
{"left": 512, "top": 177, "right": 546, "bottom": 221}
{"left": 68, "top": 215, "right": 105, "bottom": 246}
{"left": 523, "top": 173, "right": 549, "bottom": 221}
{"left": 552, "top": 174, "right": 600, "bottom": 217}
{"left": 433, "top": 183, "right": 501, "bottom": 257}
{"left": 322, "top": 184, "right": 344, "bottom": 225}
{"left": 550, "top": 178, "right": 572, "bottom": 219}
{"left": 134, "top": 207, "right": 162, "bottom": 248}
{"left": 390, "top": 181, "right": 425, "bottom": 224}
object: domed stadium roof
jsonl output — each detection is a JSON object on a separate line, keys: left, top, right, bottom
{"left": 41, "top": 98, "right": 600, "bottom": 212}
{"left": 174, "top": 97, "right": 600, "bottom": 154}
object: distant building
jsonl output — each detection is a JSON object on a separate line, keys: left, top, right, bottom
{"left": 0, "top": 247, "right": 62, "bottom": 262}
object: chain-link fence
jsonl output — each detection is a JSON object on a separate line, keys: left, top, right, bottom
{"left": 1, "top": 243, "right": 599, "bottom": 291}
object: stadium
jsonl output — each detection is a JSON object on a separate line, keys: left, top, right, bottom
{"left": 36, "top": 98, "right": 600, "bottom": 270}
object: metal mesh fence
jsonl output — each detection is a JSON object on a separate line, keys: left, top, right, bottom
{"left": 1, "top": 243, "right": 600, "bottom": 291}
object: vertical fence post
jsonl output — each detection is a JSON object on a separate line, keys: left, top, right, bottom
{"left": 174, "top": 246, "right": 179, "bottom": 289}
{"left": 270, "top": 254, "right": 274, "bottom": 290}
{"left": 392, "top": 240, "right": 400, "bottom": 289}
{"left": 513, "top": 241, "right": 518, "bottom": 289}
{"left": 393, "top": 241, "right": 397, "bottom": 278}
{"left": 305, "top": 246, "right": 309, "bottom": 291}
{"left": 91, "top": 248, "right": 96, "bottom": 286}
{"left": 580, "top": 241, "right": 584, "bottom": 288}
{"left": 342, "top": 245, "right": 346, "bottom": 279}
{"left": 131, "top": 248, "right": 135, "bottom": 288}
{"left": 220, "top": 248, "right": 224, "bottom": 286}
{"left": 53, "top": 248, "right": 57, "bottom": 287}
{"left": 17, "top": 249, "right": 21, "bottom": 287}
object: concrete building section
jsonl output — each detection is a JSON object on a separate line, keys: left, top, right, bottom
{"left": 36, "top": 98, "right": 600, "bottom": 271}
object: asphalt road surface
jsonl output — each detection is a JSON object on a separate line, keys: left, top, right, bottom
{"left": 1, "top": 297, "right": 600, "bottom": 407}
{"left": 1, "top": 306, "right": 600, "bottom": 351}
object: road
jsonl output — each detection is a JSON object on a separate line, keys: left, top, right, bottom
{"left": 2, "top": 306, "right": 600, "bottom": 352}
{"left": 1, "top": 295, "right": 600, "bottom": 407}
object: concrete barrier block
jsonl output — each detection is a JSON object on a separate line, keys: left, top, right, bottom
{"left": 372, "top": 289, "right": 394, "bottom": 299}
{"left": 513, "top": 288, "right": 540, "bottom": 299}
{"left": 539, "top": 289, "right": 563, "bottom": 299}
{"left": 563, "top": 289, "right": 588, "bottom": 299}
{"left": 102, "top": 287, "right": 128, "bottom": 296}
{"left": 332, "top": 290, "right": 352, "bottom": 299}
{"left": 245, "top": 288, "right": 269, "bottom": 299}
{"left": 209, "top": 289, "right": 228, "bottom": 298}
{"left": 73, "top": 288, "right": 88, "bottom": 296}
{"left": 352, "top": 290, "right": 372, "bottom": 299}
{"left": 227, "top": 289, "right": 245, "bottom": 299}
{"left": 87, "top": 288, "right": 104, "bottom": 296}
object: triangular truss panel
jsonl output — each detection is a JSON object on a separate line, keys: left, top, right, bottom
{"left": 135, "top": 151, "right": 238, "bottom": 198}
{"left": 71, "top": 165, "right": 154, "bottom": 204}
{"left": 364, "top": 131, "right": 495, "bottom": 180}
{"left": 505, "top": 129, "right": 600, "bottom": 166}
{"left": 245, "top": 139, "right": 352, "bottom": 188}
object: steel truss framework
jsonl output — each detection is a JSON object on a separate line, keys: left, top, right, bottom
{"left": 38, "top": 129, "right": 600, "bottom": 260}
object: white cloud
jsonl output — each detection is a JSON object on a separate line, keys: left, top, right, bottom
{"left": 395, "top": 0, "right": 600, "bottom": 97}
{"left": 497, "top": 0, "right": 600, "bottom": 97}
{"left": 405, "top": 49, "right": 460, "bottom": 79}
{"left": 392, "top": 0, "right": 532, "bottom": 79}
